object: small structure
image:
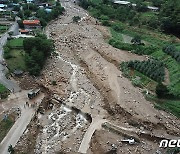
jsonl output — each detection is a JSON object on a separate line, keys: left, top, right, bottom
{"left": 0, "top": 8, "right": 5, "bottom": 12}
{"left": 113, "top": 0, "right": 130, "bottom": 5}
{"left": 23, "top": 20, "right": 41, "bottom": 30}
{"left": 0, "top": 4, "right": 7, "bottom": 8}
{"left": 45, "top": 8, "right": 52, "bottom": 13}
{"left": 147, "top": 6, "right": 159, "bottom": 11}
{"left": 121, "top": 138, "right": 135, "bottom": 145}
{"left": 28, "top": 89, "right": 41, "bottom": 99}
{"left": 20, "top": 29, "right": 29, "bottom": 34}
{"left": 113, "top": 0, "right": 159, "bottom": 11}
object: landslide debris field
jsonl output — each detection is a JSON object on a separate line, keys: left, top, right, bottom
{"left": 14, "top": 1, "right": 179, "bottom": 154}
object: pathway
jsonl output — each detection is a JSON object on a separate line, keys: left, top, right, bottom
{"left": 0, "top": 93, "right": 44, "bottom": 154}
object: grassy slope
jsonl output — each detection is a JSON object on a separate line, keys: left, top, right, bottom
{"left": 155, "top": 100, "right": 180, "bottom": 118}
{"left": 109, "top": 23, "right": 180, "bottom": 96}
{"left": 8, "top": 38, "right": 24, "bottom": 47}
{"left": 0, "top": 116, "right": 15, "bottom": 143}
{"left": 5, "top": 38, "right": 26, "bottom": 72}
{"left": 0, "top": 84, "right": 8, "bottom": 93}
{"left": 0, "top": 25, "right": 8, "bottom": 34}
{"left": 6, "top": 49, "right": 26, "bottom": 71}
{"left": 110, "top": 28, "right": 123, "bottom": 41}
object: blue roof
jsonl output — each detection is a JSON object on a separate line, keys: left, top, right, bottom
{"left": 45, "top": 8, "right": 52, "bottom": 13}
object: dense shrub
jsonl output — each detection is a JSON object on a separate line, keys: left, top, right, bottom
{"left": 162, "top": 45, "right": 180, "bottom": 62}
{"left": 102, "top": 20, "right": 111, "bottom": 26}
{"left": 23, "top": 35, "right": 54, "bottom": 76}
{"left": 109, "top": 39, "right": 157, "bottom": 55}
{"left": 156, "top": 83, "right": 169, "bottom": 98}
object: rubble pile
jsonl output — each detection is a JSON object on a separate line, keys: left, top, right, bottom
{"left": 35, "top": 104, "right": 90, "bottom": 153}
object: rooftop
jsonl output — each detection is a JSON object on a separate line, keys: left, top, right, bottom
{"left": 114, "top": 1, "right": 130, "bottom": 5}
{"left": 23, "top": 20, "right": 40, "bottom": 25}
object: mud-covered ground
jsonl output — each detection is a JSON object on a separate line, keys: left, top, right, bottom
{"left": 13, "top": 0, "right": 180, "bottom": 153}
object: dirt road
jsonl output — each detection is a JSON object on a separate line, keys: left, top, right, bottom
{"left": 78, "top": 116, "right": 107, "bottom": 153}
{"left": 0, "top": 92, "right": 44, "bottom": 154}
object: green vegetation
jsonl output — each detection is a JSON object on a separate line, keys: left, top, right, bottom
{"left": 159, "top": 0, "right": 180, "bottom": 36}
{"left": 72, "top": 16, "right": 81, "bottom": 23}
{"left": 127, "top": 59, "right": 165, "bottom": 82}
{"left": 0, "top": 25, "right": 8, "bottom": 34}
{"left": 83, "top": 0, "right": 180, "bottom": 99}
{"left": 84, "top": 0, "right": 179, "bottom": 36}
{"left": 4, "top": 38, "right": 26, "bottom": 72}
{"left": 0, "top": 116, "right": 15, "bottom": 142}
{"left": 166, "top": 147, "right": 180, "bottom": 154}
{"left": 8, "top": 38, "right": 24, "bottom": 48}
{"left": 109, "top": 38, "right": 157, "bottom": 55}
{"left": 110, "top": 28, "right": 123, "bottom": 42}
{"left": 0, "top": 84, "right": 9, "bottom": 99}
{"left": 151, "top": 50, "right": 180, "bottom": 97}
{"left": 162, "top": 45, "right": 180, "bottom": 63}
{"left": 5, "top": 49, "right": 26, "bottom": 72}
{"left": 83, "top": 0, "right": 180, "bottom": 117}
{"left": 121, "top": 62, "right": 158, "bottom": 91}
{"left": 4, "top": 34, "right": 54, "bottom": 76}
{"left": 23, "top": 34, "right": 54, "bottom": 76}
{"left": 35, "top": 2, "right": 65, "bottom": 27}
{"left": 17, "top": 2, "right": 65, "bottom": 28}
{"left": 0, "top": 84, "right": 7, "bottom": 93}
{"left": 155, "top": 100, "right": 180, "bottom": 118}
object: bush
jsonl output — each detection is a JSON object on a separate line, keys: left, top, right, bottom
{"left": 156, "top": 83, "right": 169, "bottom": 98}
{"left": 109, "top": 38, "right": 157, "bottom": 55}
{"left": 52, "top": 81, "right": 57, "bottom": 85}
{"left": 99, "top": 15, "right": 109, "bottom": 20}
{"left": 112, "top": 24, "right": 124, "bottom": 32}
{"left": 162, "top": 45, "right": 180, "bottom": 63}
{"left": 127, "top": 59, "right": 165, "bottom": 82}
{"left": 72, "top": 16, "right": 81, "bottom": 23}
{"left": 23, "top": 36, "right": 54, "bottom": 76}
{"left": 102, "top": 20, "right": 111, "bottom": 26}
{"left": 132, "top": 78, "right": 142, "bottom": 87}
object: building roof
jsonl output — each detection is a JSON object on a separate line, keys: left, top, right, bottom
{"left": 23, "top": 20, "right": 40, "bottom": 25}
{"left": 45, "top": 8, "right": 52, "bottom": 13}
{"left": 0, "top": 4, "right": 7, "bottom": 7}
{"left": 0, "top": 8, "right": 5, "bottom": 11}
{"left": 114, "top": 1, "right": 130, "bottom": 5}
{"left": 20, "top": 29, "right": 29, "bottom": 33}
{"left": 147, "top": 6, "right": 159, "bottom": 10}
{"left": 114, "top": 0, "right": 159, "bottom": 10}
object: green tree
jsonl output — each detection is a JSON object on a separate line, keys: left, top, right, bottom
{"left": 131, "top": 35, "right": 142, "bottom": 45}
{"left": 159, "top": 0, "right": 180, "bottom": 35}
{"left": 156, "top": 83, "right": 169, "bottom": 98}
{"left": 23, "top": 36, "right": 54, "bottom": 76}
{"left": 136, "top": 2, "right": 148, "bottom": 12}
{"left": 17, "top": 20, "right": 24, "bottom": 29}
{"left": 24, "top": 10, "right": 31, "bottom": 17}
{"left": 79, "top": 0, "right": 90, "bottom": 9}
